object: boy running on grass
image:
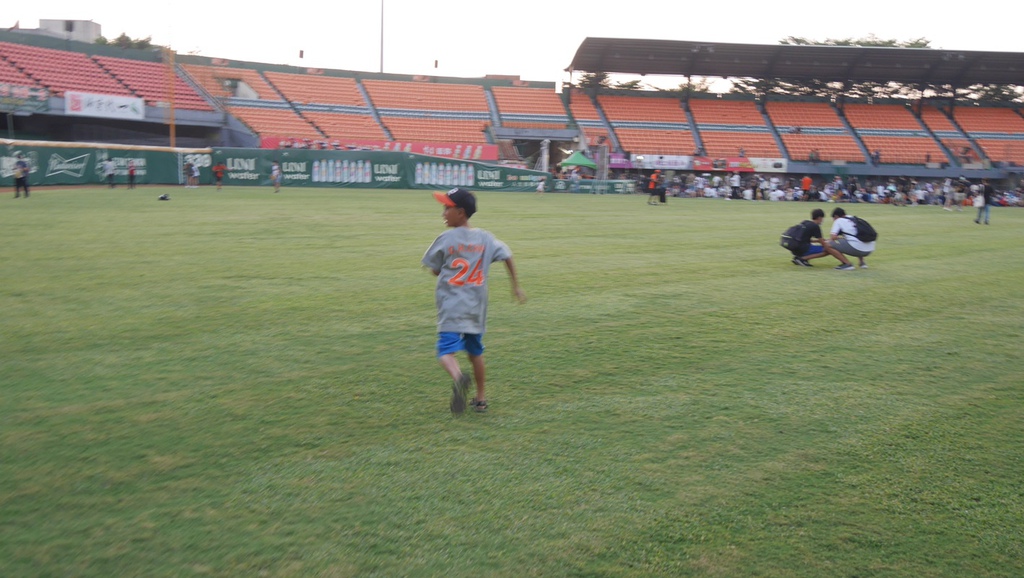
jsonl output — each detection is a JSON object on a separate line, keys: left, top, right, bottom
{"left": 422, "top": 188, "right": 527, "bottom": 414}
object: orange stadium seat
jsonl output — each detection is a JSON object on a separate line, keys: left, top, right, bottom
{"left": 303, "top": 112, "right": 386, "bottom": 140}
{"left": 94, "top": 56, "right": 212, "bottom": 111}
{"left": 363, "top": 79, "right": 488, "bottom": 112}
{"left": 0, "top": 41, "right": 131, "bottom": 97}
{"left": 263, "top": 72, "right": 366, "bottom": 107}
{"left": 491, "top": 86, "right": 566, "bottom": 116}
{"left": 382, "top": 117, "right": 489, "bottom": 143}
{"left": 766, "top": 101, "right": 845, "bottom": 128}
{"left": 599, "top": 94, "right": 688, "bottom": 123}
{"left": 566, "top": 91, "right": 602, "bottom": 120}
{"left": 615, "top": 128, "right": 695, "bottom": 156}
{"left": 226, "top": 106, "right": 321, "bottom": 139}
{"left": 688, "top": 100, "right": 779, "bottom": 157}
{"left": 0, "top": 56, "right": 37, "bottom": 85}
{"left": 181, "top": 63, "right": 281, "bottom": 100}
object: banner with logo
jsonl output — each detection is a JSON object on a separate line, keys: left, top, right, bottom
{"left": 259, "top": 137, "right": 500, "bottom": 161}
{"left": 552, "top": 180, "right": 636, "bottom": 194}
{"left": 211, "top": 148, "right": 547, "bottom": 191}
{"left": 1, "top": 140, "right": 545, "bottom": 190}
{"left": 0, "top": 83, "right": 49, "bottom": 114}
{"left": 1, "top": 141, "right": 196, "bottom": 186}
{"left": 65, "top": 91, "right": 145, "bottom": 121}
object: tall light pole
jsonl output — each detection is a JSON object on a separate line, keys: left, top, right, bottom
{"left": 379, "top": 0, "right": 384, "bottom": 73}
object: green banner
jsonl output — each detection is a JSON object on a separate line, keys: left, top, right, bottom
{"left": 553, "top": 179, "right": 637, "bottom": 194}
{"left": 0, "top": 83, "right": 48, "bottom": 114}
{"left": 2, "top": 141, "right": 205, "bottom": 187}
{"left": 211, "top": 148, "right": 548, "bottom": 191}
{"left": 2, "top": 140, "right": 547, "bottom": 191}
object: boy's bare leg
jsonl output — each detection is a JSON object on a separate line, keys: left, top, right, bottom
{"left": 468, "top": 354, "right": 486, "bottom": 402}
{"left": 438, "top": 354, "right": 463, "bottom": 381}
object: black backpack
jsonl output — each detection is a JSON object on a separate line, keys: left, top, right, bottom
{"left": 847, "top": 216, "right": 878, "bottom": 242}
{"left": 780, "top": 222, "right": 810, "bottom": 255}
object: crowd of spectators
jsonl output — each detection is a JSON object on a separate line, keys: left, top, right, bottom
{"left": 623, "top": 172, "right": 1024, "bottom": 206}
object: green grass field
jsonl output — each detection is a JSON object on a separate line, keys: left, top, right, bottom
{"left": 2, "top": 186, "right": 1023, "bottom": 577}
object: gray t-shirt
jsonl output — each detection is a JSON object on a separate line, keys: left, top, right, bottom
{"left": 422, "top": 226, "right": 511, "bottom": 334}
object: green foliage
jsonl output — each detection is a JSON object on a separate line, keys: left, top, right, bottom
{"left": 2, "top": 188, "right": 1023, "bottom": 576}
{"left": 732, "top": 36, "right": 1022, "bottom": 103}
{"left": 94, "top": 32, "right": 154, "bottom": 50}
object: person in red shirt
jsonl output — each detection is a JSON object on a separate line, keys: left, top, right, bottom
{"left": 212, "top": 162, "right": 227, "bottom": 191}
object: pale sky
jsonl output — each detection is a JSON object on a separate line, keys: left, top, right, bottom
{"left": 7, "top": 0, "right": 1023, "bottom": 90}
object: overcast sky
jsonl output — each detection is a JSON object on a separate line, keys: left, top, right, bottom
{"left": 7, "top": 0, "right": 1023, "bottom": 90}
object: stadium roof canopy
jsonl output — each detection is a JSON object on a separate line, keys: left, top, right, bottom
{"left": 567, "top": 38, "right": 1024, "bottom": 86}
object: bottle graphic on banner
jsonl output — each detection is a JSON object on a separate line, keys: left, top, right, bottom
{"left": 415, "top": 163, "right": 423, "bottom": 185}
{"left": 454, "top": 145, "right": 462, "bottom": 159}
{"left": 467, "top": 166, "right": 474, "bottom": 187}
{"left": 363, "top": 161, "right": 371, "bottom": 183}
{"left": 473, "top": 146, "right": 482, "bottom": 159}
{"left": 334, "top": 160, "right": 342, "bottom": 182}
{"left": 312, "top": 160, "right": 320, "bottom": 183}
{"left": 355, "top": 160, "right": 363, "bottom": 183}
{"left": 342, "top": 160, "right": 350, "bottom": 183}
{"left": 430, "top": 162, "right": 437, "bottom": 185}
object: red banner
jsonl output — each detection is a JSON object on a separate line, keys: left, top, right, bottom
{"left": 692, "top": 156, "right": 756, "bottom": 172}
{"left": 261, "top": 137, "right": 498, "bottom": 161}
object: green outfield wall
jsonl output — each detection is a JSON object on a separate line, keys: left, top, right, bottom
{"left": 1, "top": 140, "right": 548, "bottom": 192}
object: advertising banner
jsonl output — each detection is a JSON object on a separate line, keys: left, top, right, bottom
{"left": 631, "top": 154, "right": 693, "bottom": 170}
{"left": 552, "top": 179, "right": 636, "bottom": 194}
{"left": 211, "top": 148, "right": 547, "bottom": 191}
{"left": 65, "top": 91, "right": 145, "bottom": 121}
{"left": 692, "top": 156, "right": 756, "bottom": 173}
{"left": 1, "top": 139, "right": 545, "bottom": 191}
{"left": 0, "top": 83, "right": 48, "bottom": 113}
{"left": 259, "top": 136, "right": 499, "bottom": 161}
{"left": 1, "top": 140, "right": 202, "bottom": 186}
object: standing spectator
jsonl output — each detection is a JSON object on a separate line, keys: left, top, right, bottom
{"left": 182, "top": 162, "right": 193, "bottom": 188}
{"left": 190, "top": 163, "right": 201, "bottom": 188}
{"left": 103, "top": 158, "right": 116, "bottom": 188}
{"left": 729, "top": 172, "right": 741, "bottom": 199}
{"left": 975, "top": 178, "right": 995, "bottom": 225}
{"left": 212, "top": 161, "right": 226, "bottom": 191}
{"left": 647, "top": 170, "right": 662, "bottom": 205}
{"left": 271, "top": 161, "right": 282, "bottom": 193}
{"left": 127, "top": 160, "right": 137, "bottom": 189}
{"left": 13, "top": 154, "right": 30, "bottom": 198}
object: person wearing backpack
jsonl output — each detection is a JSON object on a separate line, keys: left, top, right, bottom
{"left": 782, "top": 208, "right": 854, "bottom": 269}
{"left": 829, "top": 207, "right": 877, "bottom": 269}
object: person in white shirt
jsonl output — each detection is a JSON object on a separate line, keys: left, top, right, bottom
{"left": 829, "top": 207, "right": 875, "bottom": 269}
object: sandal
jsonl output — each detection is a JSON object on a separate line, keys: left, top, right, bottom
{"left": 471, "top": 399, "right": 488, "bottom": 413}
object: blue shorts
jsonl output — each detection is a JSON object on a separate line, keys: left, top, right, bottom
{"left": 437, "top": 332, "right": 484, "bottom": 357}
{"left": 801, "top": 245, "right": 824, "bottom": 257}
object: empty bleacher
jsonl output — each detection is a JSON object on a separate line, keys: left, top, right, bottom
{"left": 0, "top": 41, "right": 131, "bottom": 97}
{"left": 920, "top": 105, "right": 973, "bottom": 161}
{"left": 382, "top": 117, "right": 489, "bottom": 143}
{"left": 950, "top": 107, "right": 1024, "bottom": 164}
{"left": 303, "top": 111, "right": 386, "bottom": 141}
{"left": 599, "top": 94, "right": 688, "bottom": 123}
{"left": 843, "top": 103, "right": 944, "bottom": 164}
{"left": 181, "top": 63, "right": 281, "bottom": 100}
{"left": 598, "top": 93, "right": 693, "bottom": 156}
{"left": 226, "top": 105, "right": 322, "bottom": 139}
{"left": 94, "top": 55, "right": 212, "bottom": 110}
{"left": 0, "top": 55, "right": 37, "bottom": 85}
{"left": 491, "top": 86, "right": 569, "bottom": 129}
{"left": 363, "top": 79, "right": 488, "bottom": 112}
{"left": 263, "top": 72, "right": 365, "bottom": 107}
{"left": 688, "top": 99, "right": 780, "bottom": 158}
{"left": 767, "top": 101, "right": 864, "bottom": 162}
